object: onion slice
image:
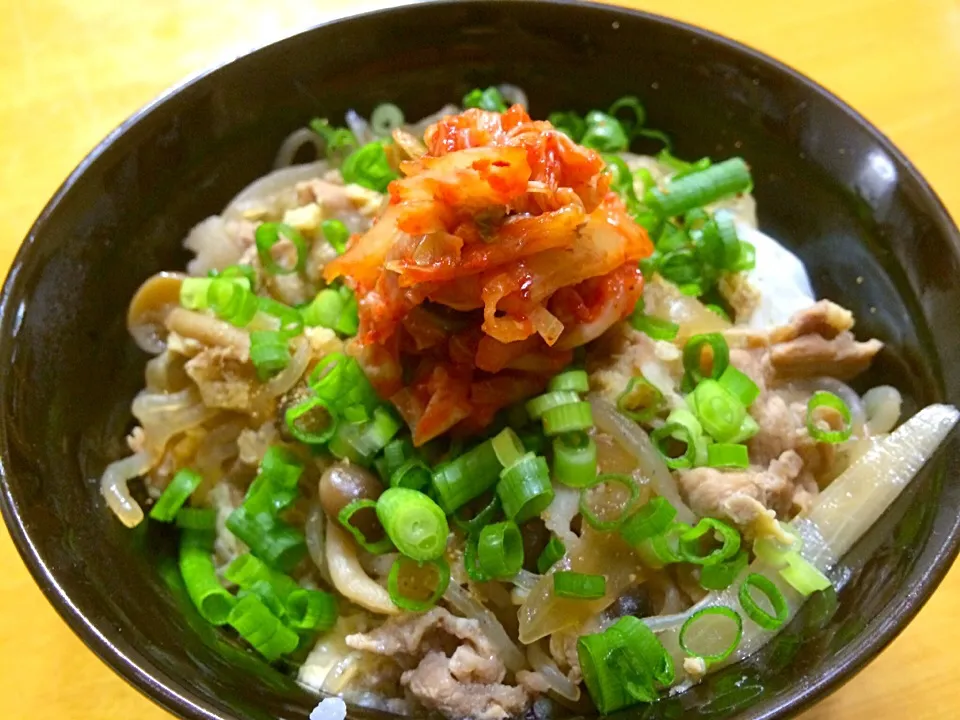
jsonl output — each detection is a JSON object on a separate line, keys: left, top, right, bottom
{"left": 443, "top": 581, "right": 526, "bottom": 672}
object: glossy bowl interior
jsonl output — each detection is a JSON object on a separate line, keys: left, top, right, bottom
{"left": 2, "top": 2, "right": 959, "bottom": 719}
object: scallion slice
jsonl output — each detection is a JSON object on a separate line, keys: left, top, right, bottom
{"left": 630, "top": 310, "right": 680, "bottom": 341}
{"left": 250, "top": 330, "right": 290, "bottom": 380}
{"left": 554, "top": 571, "right": 606, "bottom": 599}
{"left": 255, "top": 222, "right": 307, "bottom": 275}
{"left": 738, "top": 573, "right": 789, "bottom": 630}
{"left": 179, "top": 529, "right": 235, "bottom": 625}
{"left": 462, "top": 86, "right": 508, "bottom": 112}
{"left": 780, "top": 553, "right": 832, "bottom": 596}
{"left": 207, "top": 278, "right": 258, "bottom": 327}
{"left": 525, "top": 390, "right": 580, "bottom": 420}
{"left": 683, "top": 333, "right": 730, "bottom": 386}
{"left": 286, "top": 588, "right": 338, "bottom": 631}
{"left": 452, "top": 494, "right": 502, "bottom": 537}
{"left": 496, "top": 452, "right": 554, "bottom": 523}
{"left": 693, "top": 379, "right": 747, "bottom": 442}
{"left": 477, "top": 520, "right": 524, "bottom": 579}
{"left": 338, "top": 499, "right": 393, "bottom": 554}
{"left": 806, "top": 391, "right": 853, "bottom": 444}
{"left": 225, "top": 507, "right": 306, "bottom": 573}
{"left": 341, "top": 141, "right": 398, "bottom": 193}
{"left": 175, "top": 507, "right": 217, "bottom": 531}
{"left": 492, "top": 427, "right": 525, "bottom": 468}
{"left": 300, "top": 288, "right": 342, "bottom": 329}
{"left": 536, "top": 536, "right": 566, "bottom": 574}
{"left": 706, "top": 442, "right": 750, "bottom": 468}
{"left": 227, "top": 593, "right": 299, "bottom": 661}
{"left": 717, "top": 365, "right": 760, "bottom": 407}
{"left": 644, "top": 158, "right": 752, "bottom": 218}
{"left": 619, "top": 497, "right": 677, "bottom": 547}
{"left": 150, "top": 468, "right": 203, "bottom": 522}
{"left": 370, "top": 102, "right": 405, "bottom": 136}
{"left": 376, "top": 487, "right": 449, "bottom": 562}
{"left": 431, "top": 439, "right": 501, "bottom": 513}
{"left": 678, "top": 606, "right": 743, "bottom": 664}
{"left": 321, "top": 219, "right": 350, "bottom": 255}
{"left": 552, "top": 431, "right": 598, "bottom": 488}
{"left": 616, "top": 376, "right": 664, "bottom": 422}
{"left": 284, "top": 394, "right": 336, "bottom": 445}
{"left": 650, "top": 422, "right": 697, "bottom": 469}
{"left": 389, "top": 458, "right": 431, "bottom": 491}
{"left": 542, "top": 400, "right": 593, "bottom": 436}
{"left": 680, "top": 518, "right": 741, "bottom": 566}
{"left": 700, "top": 549, "right": 749, "bottom": 591}
{"left": 387, "top": 556, "right": 451, "bottom": 612}
{"left": 579, "top": 473, "right": 639, "bottom": 532}
{"left": 548, "top": 369, "right": 590, "bottom": 393}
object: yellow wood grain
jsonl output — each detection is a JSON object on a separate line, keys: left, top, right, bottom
{"left": 1, "top": 1, "right": 958, "bottom": 718}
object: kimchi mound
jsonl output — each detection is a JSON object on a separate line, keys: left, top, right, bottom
{"left": 324, "top": 106, "right": 653, "bottom": 445}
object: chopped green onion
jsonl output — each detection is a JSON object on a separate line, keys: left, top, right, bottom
{"left": 150, "top": 468, "right": 203, "bottom": 522}
{"left": 602, "top": 154, "right": 641, "bottom": 208}
{"left": 542, "top": 400, "right": 593, "bottom": 435}
{"left": 214, "top": 263, "right": 256, "bottom": 288}
{"left": 718, "top": 366, "right": 760, "bottom": 407}
{"left": 307, "top": 352, "right": 379, "bottom": 419}
{"left": 387, "top": 556, "right": 451, "bottom": 612}
{"left": 286, "top": 588, "right": 338, "bottom": 631}
{"left": 207, "top": 278, "right": 258, "bottom": 326}
{"left": 644, "top": 158, "right": 753, "bottom": 218}
{"left": 179, "top": 529, "right": 235, "bottom": 625}
{"left": 678, "top": 606, "right": 743, "bottom": 664}
{"left": 619, "top": 497, "right": 677, "bottom": 547}
{"left": 738, "top": 573, "right": 789, "bottom": 630}
{"left": 629, "top": 309, "right": 680, "bottom": 341}
{"left": 225, "top": 507, "right": 306, "bottom": 573}
{"left": 227, "top": 593, "right": 299, "bottom": 662}
{"left": 680, "top": 518, "right": 741, "bottom": 566}
{"left": 548, "top": 369, "right": 590, "bottom": 393}
{"left": 806, "top": 391, "right": 853, "bottom": 444}
{"left": 328, "top": 407, "right": 402, "bottom": 465}
{"left": 477, "top": 520, "right": 524, "bottom": 579}
{"left": 638, "top": 522, "right": 691, "bottom": 567}
{"left": 255, "top": 222, "right": 307, "bottom": 275}
{"left": 321, "top": 219, "right": 350, "bottom": 255}
{"left": 180, "top": 277, "right": 213, "bottom": 310}
{"left": 548, "top": 111, "right": 586, "bottom": 142}
{"left": 341, "top": 141, "right": 398, "bottom": 193}
{"left": 496, "top": 452, "right": 554, "bottom": 523}
{"left": 284, "top": 394, "right": 336, "bottom": 445}
{"left": 554, "top": 571, "right": 606, "bottom": 599}
{"left": 301, "top": 288, "right": 342, "bottom": 329}
{"left": 579, "top": 474, "right": 639, "bottom": 532}
{"left": 249, "top": 330, "right": 289, "bottom": 380}
{"left": 382, "top": 436, "right": 415, "bottom": 474}
{"left": 462, "top": 86, "right": 508, "bottom": 112}
{"left": 658, "top": 248, "right": 702, "bottom": 286}
{"left": 518, "top": 426, "right": 547, "bottom": 455}
{"left": 607, "top": 96, "right": 646, "bottom": 135}
{"left": 257, "top": 296, "right": 304, "bottom": 339}
{"left": 339, "top": 499, "right": 393, "bottom": 554}
{"left": 537, "top": 536, "right": 566, "bottom": 574}
{"left": 389, "top": 458, "right": 431, "bottom": 491}
{"left": 175, "top": 507, "right": 217, "bottom": 531}
{"left": 581, "top": 111, "right": 629, "bottom": 152}
{"left": 683, "top": 333, "right": 730, "bottom": 386}
{"left": 552, "top": 431, "right": 598, "bottom": 488}
{"left": 463, "top": 535, "right": 490, "bottom": 582}
{"left": 578, "top": 631, "right": 633, "bottom": 713}
{"left": 780, "top": 553, "right": 832, "bottom": 596}
{"left": 333, "top": 285, "right": 359, "bottom": 336}
{"left": 651, "top": 422, "right": 698, "bottom": 469}
{"left": 616, "top": 376, "right": 664, "bottom": 422}
{"left": 225, "top": 553, "right": 299, "bottom": 600}
{"left": 370, "top": 102, "right": 405, "bottom": 136}
{"left": 700, "top": 549, "right": 749, "bottom": 591}
{"left": 525, "top": 390, "right": 580, "bottom": 420}
{"left": 492, "top": 427, "right": 525, "bottom": 468}
{"left": 608, "top": 615, "right": 675, "bottom": 686}
{"left": 693, "top": 380, "right": 746, "bottom": 443}
{"left": 452, "top": 494, "right": 502, "bottom": 537}
{"left": 431, "top": 439, "right": 501, "bottom": 513}
{"left": 706, "top": 443, "right": 750, "bottom": 468}
{"left": 705, "top": 303, "right": 731, "bottom": 321}
{"left": 376, "top": 487, "right": 449, "bottom": 562}
{"left": 260, "top": 445, "right": 303, "bottom": 489}
{"left": 309, "top": 118, "right": 359, "bottom": 162}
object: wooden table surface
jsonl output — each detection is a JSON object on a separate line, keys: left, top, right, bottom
{"left": 1, "top": 0, "right": 959, "bottom": 718}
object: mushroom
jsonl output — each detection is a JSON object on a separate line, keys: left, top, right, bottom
{"left": 165, "top": 306, "right": 251, "bottom": 358}
{"left": 127, "top": 272, "right": 186, "bottom": 353}
{"left": 319, "top": 462, "right": 384, "bottom": 540}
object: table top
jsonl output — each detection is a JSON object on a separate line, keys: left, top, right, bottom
{"left": 1, "top": 0, "right": 958, "bottom": 718}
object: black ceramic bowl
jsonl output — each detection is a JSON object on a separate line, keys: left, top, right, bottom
{"left": 2, "top": 2, "right": 959, "bottom": 719}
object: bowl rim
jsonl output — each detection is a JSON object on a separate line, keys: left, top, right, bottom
{"left": 2, "top": 2, "right": 959, "bottom": 719}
